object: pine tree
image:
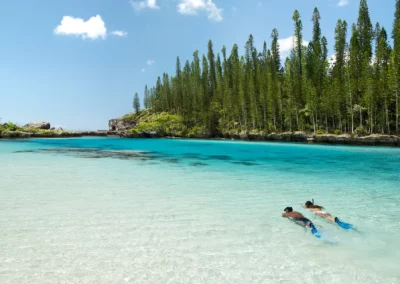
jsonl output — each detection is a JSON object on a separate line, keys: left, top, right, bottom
{"left": 143, "top": 85, "right": 150, "bottom": 109}
{"left": 133, "top": 93, "right": 140, "bottom": 114}
{"left": 393, "top": 0, "right": 400, "bottom": 134}
{"left": 333, "top": 19, "right": 348, "bottom": 131}
{"left": 140, "top": 3, "right": 399, "bottom": 136}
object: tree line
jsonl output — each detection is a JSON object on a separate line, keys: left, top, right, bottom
{"left": 136, "top": 0, "right": 400, "bottom": 136}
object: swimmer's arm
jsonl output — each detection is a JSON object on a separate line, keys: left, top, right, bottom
{"left": 282, "top": 213, "right": 289, "bottom": 218}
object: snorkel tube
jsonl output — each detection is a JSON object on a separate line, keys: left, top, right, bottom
{"left": 335, "top": 217, "right": 354, "bottom": 230}
{"left": 309, "top": 223, "right": 322, "bottom": 239}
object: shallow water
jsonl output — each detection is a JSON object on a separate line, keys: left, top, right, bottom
{"left": 0, "top": 137, "right": 399, "bottom": 284}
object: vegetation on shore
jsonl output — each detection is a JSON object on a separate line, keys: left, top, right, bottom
{"left": 0, "top": 122, "right": 67, "bottom": 138}
{"left": 0, "top": 122, "right": 107, "bottom": 138}
{"left": 132, "top": 0, "right": 400, "bottom": 137}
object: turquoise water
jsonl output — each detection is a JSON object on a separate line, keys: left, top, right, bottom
{"left": 0, "top": 137, "right": 400, "bottom": 284}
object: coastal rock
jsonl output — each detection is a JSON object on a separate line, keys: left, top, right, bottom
{"left": 292, "top": 131, "right": 310, "bottom": 142}
{"left": 354, "top": 134, "right": 400, "bottom": 146}
{"left": 144, "top": 131, "right": 162, "bottom": 138}
{"left": 24, "top": 122, "right": 51, "bottom": 129}
{"left": 108, "top": 119, "right": 136, "bottom": 132}
{"left": 311, "top": 133, "right": 400, "bottom": 147}
{"left": 118, "top": 131, "right": 145, "bottom": 138}
{"left": 266, "top": 132, "right": 294, "bottom": 141}
{"left": 239, "top": 131, "right": 249, "bottom": 140}
{"left": 313, "top": 134, "right": 351, "bottom": 144}
{"left": 75, "top": 131, "right": 108, "bottom": 137}
{"left": 248, "top": 132, "right": 266, "bottom": 141}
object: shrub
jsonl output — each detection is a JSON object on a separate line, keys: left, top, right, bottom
{"left": 355, "top": 126, "right": 368, "bottom": 136}
{"left": 316, "top": 129, "right": 326, "bottom": 135}
{"left": 188, "top": 125, "right": 209, "bottom": 138}
{"left": 334, "top": 129, "right": 342, "bottom": 135}
{"left": 129, "top": 112, "right": 187, "bottom": 137}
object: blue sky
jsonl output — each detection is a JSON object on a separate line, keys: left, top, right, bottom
{"left": 0, "top": 0, "right": 394, "bottom": 130}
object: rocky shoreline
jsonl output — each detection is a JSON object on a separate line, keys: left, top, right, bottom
{"left": 2, "top": 129, "right": 400, "bottom": 147}
{"left": 0, "top": 130, "right": 112, "bottom": 139}
{"left": 118, "top": 130, "right": 400, "bottom": 147}
{"left": 3, "top": 120, "right": 400, "bottom": 147}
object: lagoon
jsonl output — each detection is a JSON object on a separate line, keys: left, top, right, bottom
{"left": 0, "top": 137, "right": 399, "bottom": 283}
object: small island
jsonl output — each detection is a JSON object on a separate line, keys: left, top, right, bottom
{"left": 0, "top": 121, "right": 109, "bottom": 139}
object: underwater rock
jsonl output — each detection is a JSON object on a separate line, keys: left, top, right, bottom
{"left": 232, "top": 161, "right": 259, "bottom": 166}
{"left": 190, "top": 162, "right": 208, "bottom": 166}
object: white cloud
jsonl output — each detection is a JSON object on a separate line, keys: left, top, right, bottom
{"left": 131, "top": 0, "right": 160, "bottom": 11}
{"left": 54, "top": 15, "right": 107, "bottom": 39}
{"left": 177, "top": 0, "right": 223, "bottom": 22}
{"left": 111, "top": 30, "right": 128, "bottom": 37}
{"left": 141, "top": 68, "right": 146, "bottom": 72}
{"left": 338, "top": 0, "right": 348, "bottom": 7}
{"left": 278, "top": 36, "right": 309, "bottom": 58}
{"left": 147, "top": 59, "right": 155, "bottom": 66}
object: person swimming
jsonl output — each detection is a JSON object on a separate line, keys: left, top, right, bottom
{"left": 282, "top": 207, "right": 321, "bottom": 238}
{"left": 303, "top": 200, "right": 354, "bottom": 230}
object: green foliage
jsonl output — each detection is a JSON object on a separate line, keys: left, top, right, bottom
{"left": 133, "top": 93, "right": 141, "bottom": 114}
{"left": 130, "top": 112, "right": 187, "bottom": 137}
{"left": 188, "top": 125, "right": 210, "bottom": 138}
{"left": 0, "top": 122, "right": 22, "bottom": 134}
{"left": 334, "top": 129, "right": 342, "bottom": 135}
{"left": 131, "top": 0, "right": 400, "bottom": 136}
{"left": 316, "top": 129, "right": 326, "bottom": 135}
{"left": 355, "top": 125, "right": 368, "bottom": 136}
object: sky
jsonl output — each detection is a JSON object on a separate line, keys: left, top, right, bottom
{"left": 0, "top": 0, "right": 395, "bottom": 130}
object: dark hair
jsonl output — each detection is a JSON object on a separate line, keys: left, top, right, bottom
{"left": 284, "top": 207, "right": 293, "bottom": 212}
{"left": 305, "top": 201, "right": 324, "bottom": 209}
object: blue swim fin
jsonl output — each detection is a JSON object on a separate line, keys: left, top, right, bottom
{"left": 335, "top": 217, "right": 354, "bottom": 230}
{"left": 310, "top": 223, "right": 322, "bottom": 239}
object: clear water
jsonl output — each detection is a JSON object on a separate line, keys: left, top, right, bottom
{"left": 0, "top": 137, "right": 399, "bottom": 284}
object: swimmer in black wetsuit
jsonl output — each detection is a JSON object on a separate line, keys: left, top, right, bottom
{"left": 282, "top": 207, "right": 321, "bottom": 238}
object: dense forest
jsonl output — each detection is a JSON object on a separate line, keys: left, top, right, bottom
{"left": 136, "top": 0, "right": 400, "bottom": 136}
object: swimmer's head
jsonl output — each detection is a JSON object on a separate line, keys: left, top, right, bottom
{"left": 284, "top": 207, "right": 293, "bottom": 212}
{"left": 305, "top": 201, "right": 313, "bottom": 208}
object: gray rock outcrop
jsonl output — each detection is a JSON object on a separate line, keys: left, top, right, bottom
{"left": 24, "top": 122, "right": 51, "bottom": 129}
{"left": 109, "top": 119, "right": 136, "bottom": 132}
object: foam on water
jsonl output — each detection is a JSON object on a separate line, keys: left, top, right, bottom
{"left": 0, "top": 137, "right": 399, "bottom": 284}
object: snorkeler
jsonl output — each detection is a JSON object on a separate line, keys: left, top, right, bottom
{"left": 282, "top": 207, "right": 321, "bottom": 238}
{"left": 302, "top": 200, "right": 354, "bottom": 230}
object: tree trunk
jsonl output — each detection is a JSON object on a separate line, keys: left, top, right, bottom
{"left": 386, "top": 101, "right": 390, "bottom": 134}
{"left": 263, "top": 104, "right": 267, "bottom": 131}
{"left": 396, "top": 90, "right": 399, "bottom": 135}
{"left": 312, "top": 111, "right": 316, "bottom": 133}
{"left": 326, "top": 114, "right": 328, "bottom": 133}
{"left": 351, "top": 94, "right": 354, "bottom": 133}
